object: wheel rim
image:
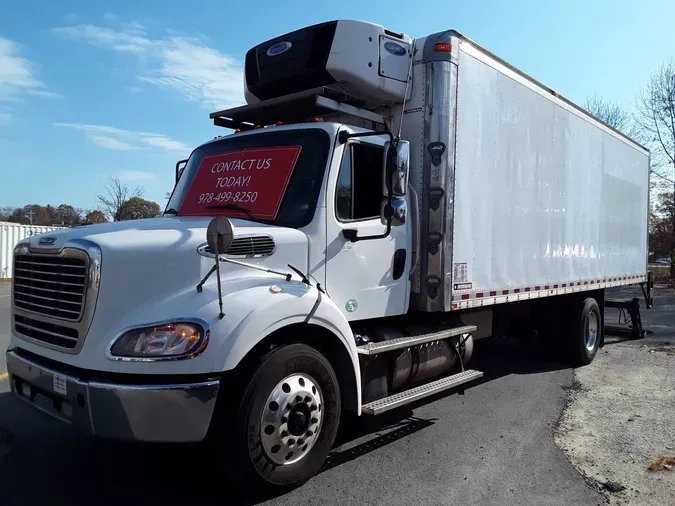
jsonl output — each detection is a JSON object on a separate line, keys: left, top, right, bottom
{"left": 260, "top": 373, "right": 323, "bottom": 465}
{"left": 586, "top": 312, "right": 598, "bottom": 351}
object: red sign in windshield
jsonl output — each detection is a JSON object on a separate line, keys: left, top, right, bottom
{"left": 178, "top": 146, "right": 302, "bottom": 219}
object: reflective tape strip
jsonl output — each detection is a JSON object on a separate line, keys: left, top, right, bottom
{"left": 451, "top": 275, "right": 648, "bottom": 307}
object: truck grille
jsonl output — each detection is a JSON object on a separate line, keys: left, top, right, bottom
{"left": 12, "top": 242, "right": 101, "bottom": 354}
{"left": 13, "top": 315, "right": 79, "bottom": 349}
{"left": 13, "top": 254, "right": 87, "bottom": 321}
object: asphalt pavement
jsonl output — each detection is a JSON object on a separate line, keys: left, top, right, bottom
{"left": 0, "top": 280, "right": 604, "bottom": 505}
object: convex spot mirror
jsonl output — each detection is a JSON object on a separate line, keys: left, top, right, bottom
{"left": 382, "top": 140, "right": 410, "bottom": 197}
{"left": 207, "top": 216, "right": 234, "bottom": 254}
{"left": 380, "top": 197, "right": 407, "bottom": 227}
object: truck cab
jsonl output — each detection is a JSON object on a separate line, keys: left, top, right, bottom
{"left": 166, "top": 121, "right": 412, "bottom": 321}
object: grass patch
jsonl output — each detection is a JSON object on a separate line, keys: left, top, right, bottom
{"left": 648, "top": 456, "right": 675, "bottom": 472}
{"left": 652, "top": 347, "right": 675, "bottom": 357}
{"left": 0, "top": 278, "right": 11, "bottom": 284}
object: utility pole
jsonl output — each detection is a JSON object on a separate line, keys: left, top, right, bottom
{"left": 24, "top": 208, "right": 35, "bottom": 225}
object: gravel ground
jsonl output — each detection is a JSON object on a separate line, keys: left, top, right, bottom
{"left": 554, "top": 286, "right": 675, "bottom": 505}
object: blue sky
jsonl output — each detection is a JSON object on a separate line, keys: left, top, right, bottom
{"left": 1, "top": 0, "right": 674, "bottom": 211}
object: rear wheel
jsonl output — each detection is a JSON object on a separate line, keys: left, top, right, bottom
{"left": 231, "top": 343, "right": 341, "bottom": 490}
{"left": 569, "top": 297, "right": 602, "bottom": 366}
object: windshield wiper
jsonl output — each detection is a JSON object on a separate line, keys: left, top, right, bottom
{"left": 205, "top": 203, "right": 256, "bottom": 219}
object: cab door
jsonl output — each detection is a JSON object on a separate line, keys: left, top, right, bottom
{"left": 324, "top": 131, "right": 410, "bottom": 320}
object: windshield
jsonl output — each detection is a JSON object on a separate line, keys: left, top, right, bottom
{"left": 167, "top": 128, "right": 331, "bottom": 228}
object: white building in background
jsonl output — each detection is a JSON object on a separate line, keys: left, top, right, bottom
{"left": 0, "top": 222, "right": 65, "bottom": 279}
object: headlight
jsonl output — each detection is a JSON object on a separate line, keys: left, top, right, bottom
{"left": 109, "top": 322, "right": 209, "bottom": 360}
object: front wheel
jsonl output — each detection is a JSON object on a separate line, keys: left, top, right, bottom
{"left": 231, "top": 343, "right": 341, "bottom": 490}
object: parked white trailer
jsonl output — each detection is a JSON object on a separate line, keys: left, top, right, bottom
{"left": 0, "top": 222, "right": 65, "bottom": 279}
{"left": 6, "top": 19, "right": 652, "bottom": 492}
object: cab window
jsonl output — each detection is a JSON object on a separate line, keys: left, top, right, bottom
{"left": 336, "top": 143, "right": 383, "bottom": 221}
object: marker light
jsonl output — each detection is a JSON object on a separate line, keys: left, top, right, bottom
{"left": 434, "top": 42, "right": 452, "bottom": 52}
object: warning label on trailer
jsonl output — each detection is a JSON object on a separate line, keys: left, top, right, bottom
{"left": 453, "top": 262, "right": 468, "bottom": 283}
{"left": 454, "top": 282, "right": 472, "bottom": 291}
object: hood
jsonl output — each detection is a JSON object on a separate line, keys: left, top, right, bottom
{"left": 27, "top": 215, "right": 307, "bottom": 262}
{"left": 23, "top": 215, "right": 309, "bottom": 320}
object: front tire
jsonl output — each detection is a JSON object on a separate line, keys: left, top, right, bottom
{"left": 569, "top": 297, "right": 602, "bottom": 366}
{"left": 232, "top": 343, "right": 341, "bottom": 490}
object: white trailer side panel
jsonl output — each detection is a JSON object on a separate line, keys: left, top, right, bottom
{"left": 451, "top": 43, "right": 649, "bottom": 297}
{"left": 0, "top": 222, "right": 65, "bottom": 278}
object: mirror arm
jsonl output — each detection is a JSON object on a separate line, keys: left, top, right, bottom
{"left": 343, "top": 218, "right": 392, "bottom": 243}
{"left": 175, "top": 159, "right": 188, "bottom": 185}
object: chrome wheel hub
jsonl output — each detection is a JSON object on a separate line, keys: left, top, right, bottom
{"left": 586, "top": 312, "right": 598, "bottom": 351}
{"left": 260, "top": 373, "right": 323, "bottom": 465}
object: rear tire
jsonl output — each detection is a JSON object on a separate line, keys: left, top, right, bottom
{"left": 569, "top": 297, "right": 602, "bottom": 366}
{"left": 230, "top": 343, "right": 341, "bottom": 491}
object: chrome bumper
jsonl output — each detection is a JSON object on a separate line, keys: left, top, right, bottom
{"left": 5, "top": 349, "right": 220, "bottom": 443}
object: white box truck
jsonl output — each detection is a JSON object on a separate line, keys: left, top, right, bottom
{"left": 6, "top": 19, "right": 652, "bottom": 490}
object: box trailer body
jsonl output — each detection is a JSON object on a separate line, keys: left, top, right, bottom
{"left": 6, "top": 19, "right": 652, "bottom": 492}
{"left": 399, "top": 32, "right": 650, "bottom": 313}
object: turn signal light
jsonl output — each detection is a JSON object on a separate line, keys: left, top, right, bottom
{"left": 435, "top": 42, "right": 452, "bottom": 52}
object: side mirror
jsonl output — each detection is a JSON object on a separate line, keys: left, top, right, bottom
{"left": 382, "top": 140, "right": 410, "bottom": 197}
{"left": 176, "top": 159, "right": 188, "bottom": 185}
{"left": 380, "top": 197, "right": 407, "bottom": 227}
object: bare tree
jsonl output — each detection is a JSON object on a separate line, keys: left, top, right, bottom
{"left": 635, "top": 59, "right": 675, "bottom": 171}
{"left": 96, "top": 176, "right": 144, "bottom": 222}
{"left": 584, "top": 94, "right": 636, "bottom": 136}
{"left": 634, "top": 59, "right": 675, "bottom": 277}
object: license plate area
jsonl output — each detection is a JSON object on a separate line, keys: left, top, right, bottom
{"left": 15, "top": 377, "right": 74, "bottom": 423}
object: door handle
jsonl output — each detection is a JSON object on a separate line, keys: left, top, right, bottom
{"left": 393, "top": 249, "right": 407, "bottom": 280}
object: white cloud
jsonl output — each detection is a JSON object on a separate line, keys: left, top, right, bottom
{"left": 54, "top": 122, "right": 191, "bottom": 153}
{"left": 138, "top": 135, "right": 190, "bottom": 151}
{"left": 53, "top": 22, "right": 244, "bottom": 109}
{"left": 116, "top": 169, "right": 156, "bottom": 181}
{"left": 0, "top": 37, "right": 56, "bottom": 102}
{"left": 53, "top": 24, "right": 152, "bottom": 54}
{"left": 90, "top": 135, "right": 140, "bottom": 151}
